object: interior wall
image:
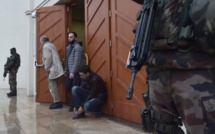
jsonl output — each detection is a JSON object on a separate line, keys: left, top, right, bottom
{"left": 0, "top": 0, "right": 30, "bottom": 89}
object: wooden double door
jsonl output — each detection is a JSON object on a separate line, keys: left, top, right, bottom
{"left": 36, "top": 0, "right": 146, "bottom": 124}
{"left": 85, "top": 0, "right": 146, "bottom": 123}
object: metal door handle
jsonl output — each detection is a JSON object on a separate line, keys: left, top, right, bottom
{"left": 35, "top": 61, "right": 44, "bottom": 67}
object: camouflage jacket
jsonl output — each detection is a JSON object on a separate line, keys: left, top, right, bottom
{"left": 5, "top": 53, "right": 20, "bottom": 70}
{"left": 148, "top": 0, "right": 215, "bottom": 69}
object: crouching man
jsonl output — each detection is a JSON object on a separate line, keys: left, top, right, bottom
{"left": 72, "top": 65, "right": 107, "bottom": 119}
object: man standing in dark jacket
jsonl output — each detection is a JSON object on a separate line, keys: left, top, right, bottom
{"left": 66, "top": 32, "right": 85, "bottom": 111}
{"left": 66, "top": 32, "right": 85, "bottom": 88}
{"left": 72, "top": 65, "right": 107, "bottom": 119}
{"left": 4, "top": 47, "right": 21, "bottom": 97}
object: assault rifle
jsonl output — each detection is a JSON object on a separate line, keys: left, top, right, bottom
{"left": 126, "top": 0, "right": 161, "bottom": 100}
{"left": 3, "top": 57, "right": 10, "bottom": 81}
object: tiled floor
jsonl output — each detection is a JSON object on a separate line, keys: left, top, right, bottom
{"left": 0, "top": 88, "right": 146, "bottom": 134}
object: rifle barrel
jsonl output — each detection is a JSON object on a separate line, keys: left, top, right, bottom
{"left": 126, "top": 70, "right": 137, "bottom": 100}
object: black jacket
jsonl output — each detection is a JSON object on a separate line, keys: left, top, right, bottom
{"left": 80, "top": 71, "right": 107, "bottom": 105}
{"left": 5, "top": 53, "right": 20, "bottom": 70}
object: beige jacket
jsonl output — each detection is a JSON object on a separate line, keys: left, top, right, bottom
{"left": 42, "top": 42, "right": 64, "bottom": 79}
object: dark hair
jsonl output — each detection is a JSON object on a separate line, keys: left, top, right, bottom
{"left": 70, "top": 32, "right": 78, "bottom": 38}
{"left": 79, "top": 65, "right": 91, "bottom": 74}
{"left": 40, "top": 36, "right": 49, "bottom": 42}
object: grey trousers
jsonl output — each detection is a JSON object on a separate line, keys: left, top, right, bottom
{"left": 48, "top": 79, "right": 61, "bottom": 103}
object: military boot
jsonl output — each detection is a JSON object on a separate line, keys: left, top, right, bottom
{"left": 7, "top": 92, "right": 17, "bottom": 97}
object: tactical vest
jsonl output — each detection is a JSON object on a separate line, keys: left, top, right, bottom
{"left": 153, "top": 0, "right": 215, "bottom": 54}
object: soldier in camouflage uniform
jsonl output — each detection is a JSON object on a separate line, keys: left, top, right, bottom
{"left": 140, "top": 0, "right": 215, "bottom": 133}
{"left": 4, "top": 48, "right": 20, "bottom": 97}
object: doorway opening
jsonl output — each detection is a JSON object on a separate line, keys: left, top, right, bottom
{"left": 71, "top": 1, "right": 85, "bottom": 52}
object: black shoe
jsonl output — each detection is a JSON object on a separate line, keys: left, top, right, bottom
{"left": 49, "top": 102, "right": 63, "bottom": 109}
{"left": 49, "top": 103, "right": 55, "bottom": 107}
{"left": 72, "top": 112, "right": 85, "bottom": 119}
{"left": 49, "top": 102, "right": 59, "bottom": 107}
{"left": 7, "top": 92, "right": 17, "bottom": 97}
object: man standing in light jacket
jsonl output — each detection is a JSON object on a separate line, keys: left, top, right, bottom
{"left": 40, "top": 36, "right": 64, "bottom": 109}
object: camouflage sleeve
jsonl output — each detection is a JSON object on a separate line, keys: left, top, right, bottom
{"left": 155, "top": 0, "right": 189, "bottom": 43}
{"left": 190, "top": 0, "right": 215, "bottom": 34}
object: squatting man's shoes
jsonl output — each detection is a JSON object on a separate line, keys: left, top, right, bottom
{"left": 72, "top": 112, "right": 85, "bottom": 119}
{"left": 72, "top": 106, "right": 86, "bottom": 119}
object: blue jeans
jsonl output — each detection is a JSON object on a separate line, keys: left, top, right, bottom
{"left": 72, "top": 86, "right": 105, "bottom": 112}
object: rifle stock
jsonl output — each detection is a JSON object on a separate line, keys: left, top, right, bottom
{"left": 126, "top": 0, "right": 160, "bottom": 100}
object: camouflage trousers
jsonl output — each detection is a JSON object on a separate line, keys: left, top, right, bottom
{"left": 148, "top": 67, "right": 215, "bottom": 134}
{"left": 8, "top": 68, "right": 18, "bottom": 93}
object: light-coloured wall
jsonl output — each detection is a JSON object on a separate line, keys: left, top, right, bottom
{"left": 0, "top": 0, "right": 31, "bottom": 90}
{"left": 0, "top": 0, "right": 69, "bottom": 96}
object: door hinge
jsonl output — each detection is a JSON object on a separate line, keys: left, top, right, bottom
{"left": 109, "top": 40, "right": 112, "bottom": 47}
{"left": 111, "top": 102, "right": 114, "bottom": 109}
{"left": 67, "top": 7, "right": 69, "bottom": 12}
{"left": 109, "top": 10, "right": 112, "bottom": 17}
{"left": 110, "top": 70, "right": 113, "bottom": 78}
{"left": 67, "top": 28, "right": 70, "bottom": 33}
